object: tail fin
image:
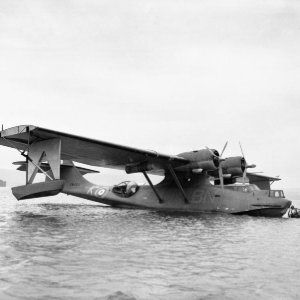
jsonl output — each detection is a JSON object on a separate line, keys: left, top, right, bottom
{"left": 60, "top": 161, "right": 91, "bottom": 186}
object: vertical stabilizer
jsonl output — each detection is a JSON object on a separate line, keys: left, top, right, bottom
{"left": 60, "top": 161, "right": 93, "bottom": 194}
{"left": 61, "top": 161, "right": 90, "bottom": 184}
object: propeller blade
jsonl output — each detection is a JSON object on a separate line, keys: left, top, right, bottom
{"left": 239, "top": 142, "right": 249, "bottom": 185}
{"left": 220, "top": 141, "right": 228, "bottom": 157}
{"left": 218, "top": 166, "right": 224, "bottom": 190}
{"left": 242, "top": 169, "right": 246, "bottom": 185}
{"left": 206, "top": 143, "right": 228, "bottom": 190}
{"left": 206, "top": 142, "right": 228, "bottom": 159}
{"left": 239, "top": 141, "right": 245, "bottom": 158}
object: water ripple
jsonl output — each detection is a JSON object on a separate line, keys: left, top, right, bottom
{"left": 0, "top": 190, "right": 299, "bottom": 299}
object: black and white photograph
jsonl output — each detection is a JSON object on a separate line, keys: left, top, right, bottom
{"left": 0, "top": 0, "right": 299, "bottom": 299}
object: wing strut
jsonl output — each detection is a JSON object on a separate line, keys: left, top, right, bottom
{"left": 168, "top": 165, "right": 189, "bottom": 204}
{"left": 142, "top": 171, "right": 164, "bottom": 203}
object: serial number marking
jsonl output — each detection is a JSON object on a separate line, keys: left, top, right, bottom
{"left": 191, "top": 189, "right": 216, "bottom": 205}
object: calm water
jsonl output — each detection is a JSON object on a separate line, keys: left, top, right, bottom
{"left": 0, "top": 189, "right": 299, "bottom": 300}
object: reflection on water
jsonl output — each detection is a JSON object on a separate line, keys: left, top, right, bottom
{"left": 0, "top": 190, "right": 299, "bottom": 300}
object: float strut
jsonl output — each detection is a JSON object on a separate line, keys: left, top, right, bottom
{"left": 168, "top": 165, "right": 189, "bottom": 204}
{"left": 142, "top": 171, "right": 163, "bottom": 203}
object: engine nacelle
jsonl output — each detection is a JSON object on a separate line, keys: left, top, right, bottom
{"left": 126, "top": 149, "right": 220, "bottom": 174}
{"left": 175, "top": 149, "right": 219, "bottom": 172}
{"left": 221, "top": 156, "right": 246, "bottom": 177}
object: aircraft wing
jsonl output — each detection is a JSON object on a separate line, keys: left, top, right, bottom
{"left": 0, "top": 125, "right": 189, "bottom": 173}
{"left": 247, "top": 172, "right": 280, "bottom": 190}
{"left": 247, "top": 173, "right": 281, "bottom": 182}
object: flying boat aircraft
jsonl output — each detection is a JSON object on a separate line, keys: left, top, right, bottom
{"left": 0, "top": 125, "right": 292, "bottom": 217}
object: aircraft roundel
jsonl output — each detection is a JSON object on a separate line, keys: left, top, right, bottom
{"left": 96, "top": 188, "right": 106, "bottom": 197}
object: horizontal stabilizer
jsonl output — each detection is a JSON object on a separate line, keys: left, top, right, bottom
{"left": 13, "top": 161, "right": 99, "bottom": 175}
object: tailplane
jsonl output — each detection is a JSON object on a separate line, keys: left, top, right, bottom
{"left": 14, "top": 160, "right": 99, "bottom": 176}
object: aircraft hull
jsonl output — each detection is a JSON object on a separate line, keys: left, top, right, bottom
{"left": 234, "top": 207, "right": 290, "bottom": 218}
{"left": 61, "top": 175, "right": 291, "bottom": 218}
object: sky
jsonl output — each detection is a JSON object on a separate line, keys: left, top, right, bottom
{"left": 0, "top": 0, "right": 299, "bottom": 188}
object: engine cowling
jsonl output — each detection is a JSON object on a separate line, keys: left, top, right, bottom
{"left": 220, "top": 156, "right": 246, "bottom": 177}
{"left": 175, "top": 149, "right": 219, "bottom": 172}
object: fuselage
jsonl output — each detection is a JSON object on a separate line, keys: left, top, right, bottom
{"left": 61, "top": 167, "right": 291, "bottom": 217}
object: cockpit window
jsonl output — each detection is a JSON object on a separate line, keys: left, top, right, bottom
{"left": 112, "top": 181, "right": 139, "bottom": 198}
{"left": 269, "top": 190, "right": 285, "bottom": 198}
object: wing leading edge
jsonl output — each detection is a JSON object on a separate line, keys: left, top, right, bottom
{"left": 0, "top": 125, "right": 189, "bottom": 173}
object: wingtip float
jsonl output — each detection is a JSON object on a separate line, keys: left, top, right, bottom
{"left": 0, "top": 125, "right": 293, "bottom": 217}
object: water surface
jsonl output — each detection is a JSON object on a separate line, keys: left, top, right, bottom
{"left": 0, "top": 189, "right": 299, "bottom": 299}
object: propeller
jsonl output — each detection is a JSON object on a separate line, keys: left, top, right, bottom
{"left": 220, "top": 141, "right": 228, "bottom": 157}
{"left": 239, "top": 142, "right": 256, "bottom": 185}
{"left": 206, "top": 141, "right": 228, "bottom": 189}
